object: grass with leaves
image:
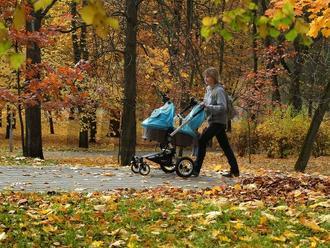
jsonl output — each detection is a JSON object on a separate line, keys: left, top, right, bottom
{"left": 0, "top": 174, "right": 329, "bottom": 247}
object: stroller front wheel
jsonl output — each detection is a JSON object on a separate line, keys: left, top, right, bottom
{"left": 130, "top": 159, "right": 140, "bottom": 174}
{"left": 175, "top": 157, "right": 194, "bottom": 178}
{"left": 139, "top": 162, "right": 151, "bottom": 176}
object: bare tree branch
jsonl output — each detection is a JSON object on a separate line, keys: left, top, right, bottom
{"left": 40, "top": 0, "right": 59, "bottom": 18}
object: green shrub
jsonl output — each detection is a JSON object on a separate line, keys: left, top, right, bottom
{"left": 256, "top": 107, "right": 309, "bottom": 158}
{"left": 313, "top": 119, "right": 330, "bottom": 157}
{"left": 231, "top": 119, "right": 259, "bottom": 157}
{"left": 231, "top": 107, "right": 330, "bottom": 158}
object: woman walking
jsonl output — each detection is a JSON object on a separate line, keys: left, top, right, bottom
{"left": 192, "top": 67, "right": 240, "bottom": 178}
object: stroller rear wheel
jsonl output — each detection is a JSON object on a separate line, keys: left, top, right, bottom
{"left": 175, "top": 157, "right": 194, "bottom": 178}
{"left": 139, "top": 162, "right": 151, "bottom": 176}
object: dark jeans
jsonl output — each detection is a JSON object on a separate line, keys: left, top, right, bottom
{"left": 194, "top": 123, "right": 239, "bottom": 174}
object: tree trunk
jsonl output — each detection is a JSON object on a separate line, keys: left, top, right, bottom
{"left": 290, "top": 39, "right": 303, "bottom": 112}
{"left": 48, "top": 111, "right": 55, "bottom": 134}
{"left": 252, "top": 0, "right": 258, "bottom": 74}
{"left": 294, "top": 81, "right": 330, "bottom": 172}
{"left": 78, "top": 0, "right": 89, "bottom": 148}
{"left": 15, "top": 63, "right": 25, "bottom": 154}
{"left": 218, "top": 0, "right": 226, "bottom": 76}
{"left": 9, "top": 111, "right": 13, "bottom": 152}
{"left": 260, "top": 0, "right": 281, "bottom": 103}
{"left": 5, "top": 106, "right": 11, "bottom": 139}
{"left": 24, "top": 9, "right": 43, "bottom": 159}
{"left": 89, "top": 108, "right": 97, "bottom": 143}
{"left": 120, "top": 0, "right": 138, "bottom": 166}
{"left": 71, "top": 1, "right": 81, "bottom": 65}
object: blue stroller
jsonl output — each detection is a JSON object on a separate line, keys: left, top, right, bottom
{"left": 130, "top": 98, "right": 205, "bottom": 177}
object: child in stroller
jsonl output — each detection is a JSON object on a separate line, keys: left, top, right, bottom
{"left": 130, "top": 97, "right": 205, "bottom": 177}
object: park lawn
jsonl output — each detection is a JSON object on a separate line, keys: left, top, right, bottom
{"left": 0, "top": 175, "right": 329, "bottom": 248}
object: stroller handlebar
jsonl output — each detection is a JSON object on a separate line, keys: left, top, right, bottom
{"left": 178, "top": 97, "right": 199, "bottom": 116}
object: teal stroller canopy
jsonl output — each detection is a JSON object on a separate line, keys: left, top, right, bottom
{"left": 142, "top": 101, "right": 175, "bottom": 130}
{"left": 178, "top": 104, "right": 206, "bottom": 137}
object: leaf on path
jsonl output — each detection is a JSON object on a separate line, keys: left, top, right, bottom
{"left": 74, "top": 188, "right": 86, "bottom": 192}
{"left": 101, "top": 172, "right": 115, "bottom": 177}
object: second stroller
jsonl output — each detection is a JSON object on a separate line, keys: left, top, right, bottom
{"left": 130, "top": 97, "right": 205, "bottom": 177}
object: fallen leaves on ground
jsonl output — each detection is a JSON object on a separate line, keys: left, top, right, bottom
{"left": 0, "top": 172, "right": 328, "bottom": 247}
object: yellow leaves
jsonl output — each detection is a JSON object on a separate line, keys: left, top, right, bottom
{"left": 211, "top": 230, "right": 231, "bottom": 242}
{"left": 13, "top": 7, "right": 26, "bottom": 29}
{"left": 299, "top": 217, "right": 326, "bottom": 232}
{"left": 283, "top": 230, "right": 298, "bottom": 238}
{"left": 218, "top": 235, "right": 231, "bottom": 242}
{"left": 80, "top": 5, "right": 96, "bottom": 25}
{"left": 232, "top": 221, "right": 244, "bottom": 230}
{"left": 233, "top": 183, "right": 241, "bottom": 190}
{"left": 202, "top": 17, "right": 218, "bottom": 27}
{"left": 9, "top": 53, "right": 25, "bottom": 71}
{"left": 239, "top": 236, "right": 252, "bottom": 241}
{"left": 270, "top": 235, "right": 286, "bottom": 242}
{"left": 91, "top": 241, "right": 104, "bottom": 247}
{"left": 272, "top": 205, "right": 288, "bottom": 211}
{"left": 79, "top": 0, "right": 119, "bottom": 38}
{"left": 106, "top": 18, "right": 119, "bottom": 29}
{"left": 34, "top": 0, "right": 53, "bottom": 11}
{"left": 42, "top": 225, "right": 58, "bottom": 233}
{"left": 308, "top": 12, "right": 329, "bottom": 38}
{"left": 309, "top": 200, "right": 330, "bottom": 209}
{"left": 127, "top": 234, "right": 140, "bottom": 247}
{"left": 259, "top": 216, "right": 268, "bottom": 225}
{"left": 295, "top": 18, "right": 310, "bottom": 34}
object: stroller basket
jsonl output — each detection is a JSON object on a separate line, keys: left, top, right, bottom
{"left": 142, "top": 127, "right": 169, "bottom": 144}
{"left": 143, "top": 127, "right": 195, "bottom": 147}
{"left": 171, "top": 132, "right": 195, "bottom": 147}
